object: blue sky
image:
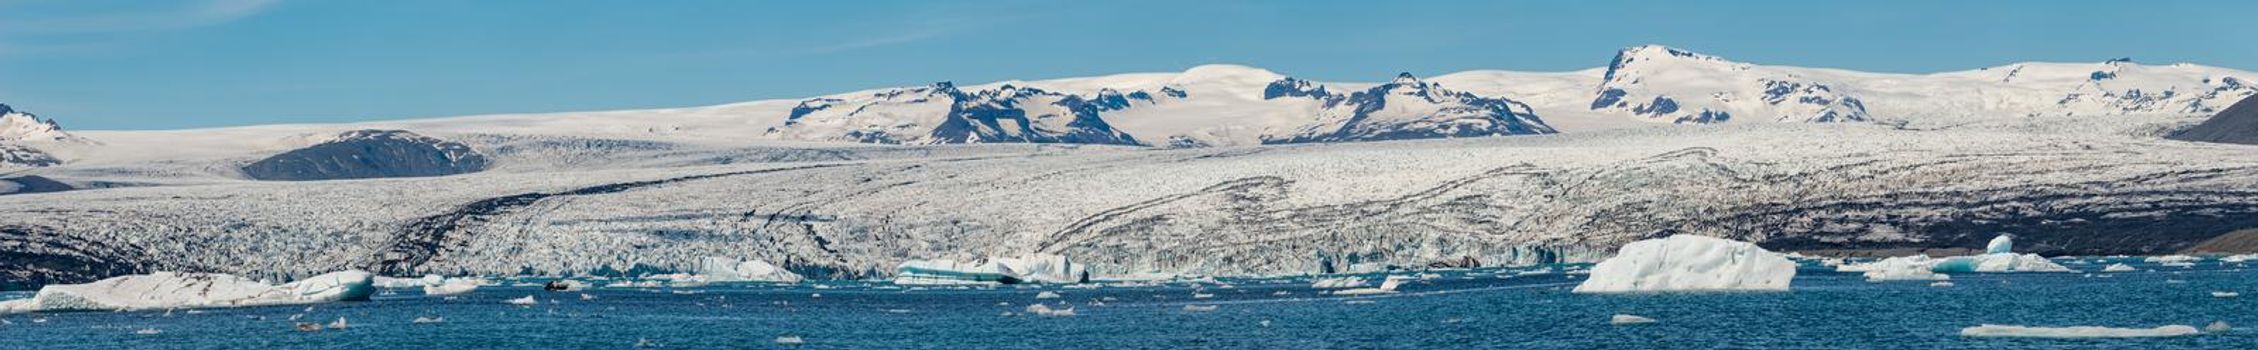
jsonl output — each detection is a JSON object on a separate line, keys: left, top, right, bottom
{"left": 3, "top": 0, "right": 2254, "bottom": 130}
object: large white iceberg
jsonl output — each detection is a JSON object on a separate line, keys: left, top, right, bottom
{"left": 1572, "top": 235, "right": 1796, "bottom": 293}
{"left": 0, "top": 271, "right": 374, "bottom": 314}
{"left": 688, "top": 257, "right": 804, "bottom": 283}
{"left": 1843, "top": 255, "right": 1949, "bottom": 282}
{"left": 1959, "top": 324, "right": 2200, "bottom": 338}
{"left": 894, "top": 253, "right": 1088, "bottom": 285}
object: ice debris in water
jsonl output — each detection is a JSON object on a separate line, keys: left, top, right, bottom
{"left": 1573, "top": 235, "right": 1795, "bottom": 293}
{"left": 1959, "top": 324, "right": 2200, "bottom": 338}
{"left": 505, "top": 295, "right": 538, "bottom": 306}
{"left": 1183, "top": 305, "right": 1219, "bottom": 312}
{"left": 2213, "top": 291, "right": 2240, "bottom": 298}
{"left": 412, "top": 316, "right": 444, "bottom": 324}
{"left": 1035, "top": 291, "right": 1061, "bottom": 299}
{"left": 2101, "top": 263, "right": 2136, "bottom": 273}
{"left": 2207, "top": 321, "right": 2232, "bottom": 333}
{"left": 1610, "top": 314, "right": 1656, "bottom": 325}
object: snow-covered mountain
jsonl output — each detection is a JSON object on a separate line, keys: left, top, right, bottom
{"left": 0, "top": 104, "right": 87, "bottom": 169}
{"left": 240, "top": 129, "right": 491, "bottom": 181}
{"left": 1263, "top": 73, "right": 1555, "bottom": 143}
{"left": 764, "top": 82, "right": 1146, "bottom": 145}
{"left": 1588, "top": 46, "right": 1873, "bottom": 124}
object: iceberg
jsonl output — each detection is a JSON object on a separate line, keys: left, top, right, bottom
{"left": 894, "top": 253, "right": 1088, "bottom": 285}
{"left": 2143, "top": 255, "right": 2199, "bottom": 263}
{"left": 1959, "top": 324, "right": 2200, "bottom": 338}
{"left": 2101, "top": 263, "right": 2136, "bottom": 272}
{"left": 422, "top": 278, "right": 480, "bottom": 296}
{"left": 1842, "top": 255, "right": 1948, "bottom": 282}
{"left": 1836, "top": 235, "right": 2072, "bottom": 275}
{"left": 504, "top": 295, "right": 537, "bottom": 305}
{"left": 0, "top": 271, "right": 373, "bottom": 314}
{"left": 1331, "top": 276, "right": 1412, "bottom": 296}
{"left": 1610, "top": 314, "right": 1656, "bottom": 325}
{"left": 1024, "top": 303, "right": 1075, "bottom": 317}
{"left": 689, "top": 257, "right": 804, "bottom": 284}
{"left": 1572, "top": 235, "right": 1796, "bottom": 293}
{"left": 1309, "top": 277, "right": 1368, "bottom": 289}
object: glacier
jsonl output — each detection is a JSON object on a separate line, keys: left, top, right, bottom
{"left": 894, "top": 254, "right": 1090, "bottom": 285}
{"left": 1572, "top": 235, "right": 1796, "bottom": 293}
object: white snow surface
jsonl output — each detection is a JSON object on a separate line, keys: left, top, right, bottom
{"left": 0, "top": 270, "right": 372, "bottom": 314}
{"left": 1959, "top": 324, "right": 2201, "bottom": 338}
{"left": 1572, "top": 235, "right": 1796, "bottom": 293}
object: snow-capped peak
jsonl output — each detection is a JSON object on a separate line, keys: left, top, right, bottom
{"left": 1391, "top": 72, "right": 1422, "bottom": 85}
{"left": 0, "top": 104, "right": 83, "bottom": 144}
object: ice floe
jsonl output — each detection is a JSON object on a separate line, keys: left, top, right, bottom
{"left": 0, "top": 270, "right": 373, "bottom": 314}
{"left": 1959, "top": 324, "right": 2200, "bottom": 338}
{"left": 505, "top": 295, "right": 538, "bottom": 306}
{"left": 1572, "top": 235, "right": 1795, "bottom": 293}
{"left": 1836, "top": 235, "right": 2071, "bottom": 276}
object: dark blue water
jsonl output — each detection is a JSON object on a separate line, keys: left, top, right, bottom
{"left": 2, "top": 259, "right": 2253, "bottom": 349}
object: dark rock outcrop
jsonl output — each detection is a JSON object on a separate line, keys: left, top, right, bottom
{"left": 242, "top": 129, "right": 490, "bottom": 181}
{"left": 2169, "top": 95, "right": 2258, "bottom": 145}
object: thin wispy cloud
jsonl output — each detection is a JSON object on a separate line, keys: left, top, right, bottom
{"left": 3, "top": 0, "right": 279, "bottom": 34}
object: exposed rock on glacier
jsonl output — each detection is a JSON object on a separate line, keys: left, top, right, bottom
{"left": 894, "top": 254, "right": 1088, "bottom": 285}
{"left": 1572, "top": 235, "right": 1795, "bottom": 293}
{"left": 0, "top": 271, "right": 373, "bottom": 314}
{"left": 764, "top": 83, "right": 1144, "bottom": 146}
{"left": 241, "top": 129, "right": 489, "bottom": 181}
{"left": 1959, "top": 324, "right": 2200, "bottom": 338}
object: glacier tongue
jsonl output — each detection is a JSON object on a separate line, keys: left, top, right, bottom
{"left": 1573, "top": 235, "right": 1796, "bottom": 293}
{"left": 0, "top": 270, "right": 373, "bottom": 314}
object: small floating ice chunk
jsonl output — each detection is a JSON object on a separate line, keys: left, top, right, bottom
{"left": 1929, "top": 281, "right": 1954, "bottom": 288}
{"left": 412, "top": 316, "right": 444, "bottom": 324}
{"left": 2213, "top": 291, "right": 2240, "bottom": 298}
{"left": 1035, "top": 291, "right": 1061, "bottom": 299}
{"left": 1182, "top": 305, "right": 1219, "bottom": 312}
{"left": 327, "top": 317, "right": 349, "bottom": 330}
{"left": 775, "top": 335, "right": 805, "bottom": 345}
{"left": 134, "top": 327, "right": 161, "bottom": 335}
{"left": 1610, "top": 314, "right": 1656, "bottom": 325}
{"left": 1191, "top": 293, "right": 1215, "bottom": 299}
{"left": 2101, "top": 263, "right": 2136, "bottom": 273}
{"left": 1025, "top": 303, "right": 1075, "bottom": 317}
{"left": 2207, "top": 321, "right": 2232, "bottom": 333}
{"left": 505, "top": 295, "right": 538, "bottom": 306}
{"left": 1573, "top": 235, "right": 1796, "bottom": 293}
{"left": 1959, "top": 324, "right": 2200, "bottom": 338}
{"left": 580, "top": 293, "right": 596, "bottom": 301}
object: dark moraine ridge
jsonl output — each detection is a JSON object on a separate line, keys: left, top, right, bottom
{"left": 2170, "top": 95, "right": 2258, "bottom": 145}
{"left": 241, "top": 129, "right": 490, "bottom": 181}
